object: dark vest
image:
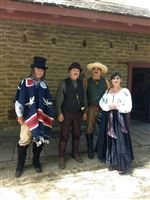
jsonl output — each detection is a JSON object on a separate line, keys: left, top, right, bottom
{"left": 62, "top": 78, "right": 84, "bottom": 113}
{"left": 87, "top": 77, "right": 107, "bottom": 106}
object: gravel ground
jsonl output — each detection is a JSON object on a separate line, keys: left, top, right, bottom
{"left": 0, "top": 146, "right": 150, "bottom": 200}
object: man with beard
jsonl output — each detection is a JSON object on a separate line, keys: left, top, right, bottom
{"left": 56, "top": 62, "right": 87, "bottom": 169}
{"left": 85, "top": 62, "right": 110, "bottom": 159}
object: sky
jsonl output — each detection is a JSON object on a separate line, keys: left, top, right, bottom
{"left": 104, "top": 0, "right": 150, "bottom": 9}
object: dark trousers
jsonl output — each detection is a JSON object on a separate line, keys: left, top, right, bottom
{"left": 59, "top": 112, "right": 82, "bottom": 157}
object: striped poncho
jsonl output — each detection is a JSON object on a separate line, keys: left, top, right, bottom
{"left": 15, "top": 77, "right": 54, "bottom": 144}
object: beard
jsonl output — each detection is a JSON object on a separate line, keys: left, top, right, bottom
{"left": 93, "top": 72, "right": 100, "bottom": 80}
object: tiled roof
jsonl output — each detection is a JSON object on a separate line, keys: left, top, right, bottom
{"left": 15, "top": 0, "right": 150, "bottom": 18}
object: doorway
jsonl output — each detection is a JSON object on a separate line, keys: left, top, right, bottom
{"left": 128, "top": 63, "right": 150, "bottom": 123}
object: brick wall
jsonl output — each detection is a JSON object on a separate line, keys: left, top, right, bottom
{"left": 0, "top": 20, "right": 150, "bottom": 131}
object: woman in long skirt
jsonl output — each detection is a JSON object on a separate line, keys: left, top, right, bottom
{"left": 96, "top": 72, "right": 134, "bottom": 174}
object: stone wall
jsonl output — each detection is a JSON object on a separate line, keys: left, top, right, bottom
{"left": 0, "top": 20, "right": 150, "bottom": 131}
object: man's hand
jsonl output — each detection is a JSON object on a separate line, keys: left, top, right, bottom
{"left": 58, "top": 113, "right": 64, "bottom": 122}
{"left": 17, "top": 116, "right": 24, "bottom": 125}
{"left": 82, "top": 112, "right": 87, "bottom": 121}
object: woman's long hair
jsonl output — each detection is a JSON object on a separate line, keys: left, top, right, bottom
{"left": 29, "top": 68, "right": 46, "bottom": 80}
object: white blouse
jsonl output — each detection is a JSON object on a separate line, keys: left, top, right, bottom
{"left": 99, "top": 88, "right": 132, "bottom": 113}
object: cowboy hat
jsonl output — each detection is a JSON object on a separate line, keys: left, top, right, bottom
{"left": 68, "top": 62, "right": 82, "bottom": 72}
{"left": 87, "top": 62, "right": 108, "bottom": 74}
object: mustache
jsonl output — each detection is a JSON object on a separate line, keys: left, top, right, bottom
{"left": 73, "top": 73, "right": 79, "bottom": 76}
{"left": 93, "top": 71, "right": 98, "bottom": 74}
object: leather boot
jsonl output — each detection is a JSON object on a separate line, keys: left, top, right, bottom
{"left": 32, "top": 143, "right": 43, "bottom": 173}
{"left": 59, "top": 141, "right": 67, "bottom": 169}
{"left": 86, "top": 134, "right": 94, "bottom": 159}
{"left": 59, "top": 157, "right": 65, "bottom": 169}
{"left": 15, "top": 144, "right": 28, "bottom": 178}
{"left": 72, "top": 138, "right": 83, "bottom": 163}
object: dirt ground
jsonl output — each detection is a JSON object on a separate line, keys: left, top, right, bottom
{"left": 0, "top": 146, "right": 150, "bottom": 200}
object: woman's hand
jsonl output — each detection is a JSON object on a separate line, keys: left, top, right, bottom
{"left": 17, "top": 116, "right": 24, "bottom": 125}
{"left": 109, "top": 104, "right": 118, "bottom": 110}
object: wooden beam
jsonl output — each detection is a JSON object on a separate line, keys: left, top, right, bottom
{"left": 0, "top": 0, "right": 150, "bottom": 33}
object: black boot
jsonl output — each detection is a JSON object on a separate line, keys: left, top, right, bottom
{"left": 72, "top": 137, "right": 83, "bottom": 163}
{"left": 32, "top": 143, "right": 43, "bottom": 173}
{"left": 86, "top": 134, "right": 94, "bottom": 159}
{"left": 59, "top": 141, "right": 67, "bottom": 169}
{"left": 15, "top": 144, "right": 28, "bottom": 178}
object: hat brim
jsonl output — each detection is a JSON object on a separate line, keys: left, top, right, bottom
{"left": 31, "top": 64, "right": 48, "bottom": 70}
{"left": 87, "top": 62, "right": 108, "bottom": 74}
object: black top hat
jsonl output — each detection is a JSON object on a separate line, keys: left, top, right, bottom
{"left": 68, "top": 62, "right": 82, "bottom": 72}
{"left": 31, "top": 56, "right": 48, "bottom": 70}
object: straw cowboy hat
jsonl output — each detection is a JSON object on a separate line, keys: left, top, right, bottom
{"left": 87, "top": 62, "right": 108, "bottom": 74}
